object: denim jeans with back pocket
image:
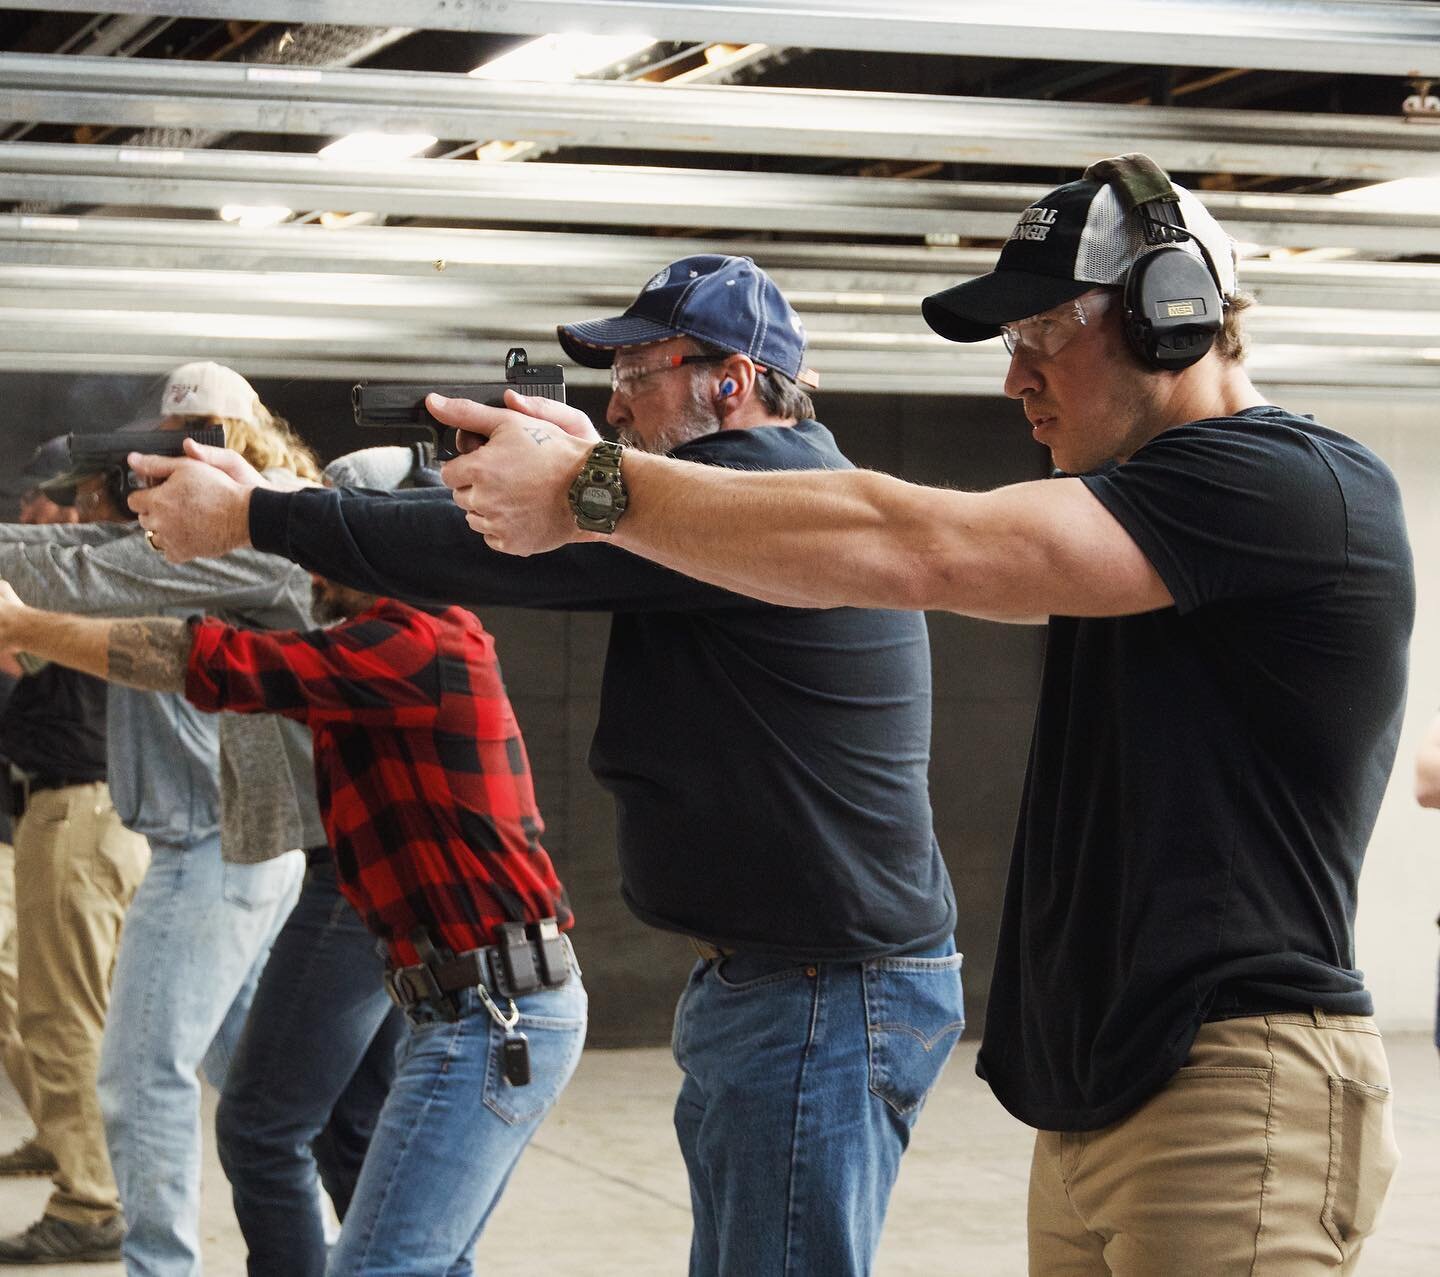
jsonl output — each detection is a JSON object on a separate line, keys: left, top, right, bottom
{"left": 672, "top": 937, "right": 964, "bottom": 1277}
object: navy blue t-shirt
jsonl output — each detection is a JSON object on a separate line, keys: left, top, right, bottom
{"left": 250, "top": 421, "right": 955, "bottom": 961}
{"left": 978, "top": 406, "right": 1413, "bottom": 1131}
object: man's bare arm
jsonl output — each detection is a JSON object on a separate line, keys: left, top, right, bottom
{"left": 433, "top": 396, "right": 1170, "bottom": 622}
{"left": 0, "top": 583, "right": 190, "bottom": 692}
{"left": 606, "top": 452, "right": 1170, "bottom": 621}
{"left": 1416, "top": 712, "right": 1440, "bottom": 809}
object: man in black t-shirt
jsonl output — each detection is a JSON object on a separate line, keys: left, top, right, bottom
{"left": 397, "top": 157, "right": 1412, "bottom": 1273}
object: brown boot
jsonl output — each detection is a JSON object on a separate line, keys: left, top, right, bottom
{"left": 0, "top": 1139, "right": 56, "bottom": 1177}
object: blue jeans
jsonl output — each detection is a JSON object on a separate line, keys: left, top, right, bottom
{"left": 98, "top": 837, "right": 303, "bottom": 1277}
{"left": 326, "top": 959, "right": 587, "bottom": 1276}
{"left": 673, "top": 939, "right": 964, "bottom": 1277}
{"left": 216, "top": 860, "right": 406, "bottom": 1277}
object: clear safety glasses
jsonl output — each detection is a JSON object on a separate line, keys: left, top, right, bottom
{"left": 609, "top": 353, "right": 729, "bottom": 395}
{"left": 999, "top": 290, "right": 1114, "bottom": 359}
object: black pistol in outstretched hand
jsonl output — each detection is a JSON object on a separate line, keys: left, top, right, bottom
{"left": 352, "top": 347, "right": 566, "bottom": 458}
{"left": 49, "top": 424, "right": 227, "bottom": 500}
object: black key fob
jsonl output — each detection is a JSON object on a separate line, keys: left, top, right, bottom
{"left": 502, "top": 1033, "right": 531, "bottom": 1087}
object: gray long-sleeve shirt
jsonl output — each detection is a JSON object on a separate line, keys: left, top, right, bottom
{"left": 0, "top": 521, "right": 325, "bottom": 859}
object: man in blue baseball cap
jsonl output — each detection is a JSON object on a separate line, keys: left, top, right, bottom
{"left": 123, "top": 253, "right": 964, "bottom": 1277}
{"left": 557, "top": 253, "right": 819, "bottom": 459}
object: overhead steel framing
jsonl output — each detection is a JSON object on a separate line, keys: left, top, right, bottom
{"left": 4, "top": 144, "right": 1439, "bottom": 254}
{"left": 2, "top": 54, "right": 1436, "bottom": 182}
{"left": 7, "top": 216, "right": 1436, "bottom": 315}
{"left": 0, "top": 2, "right": 1437, "bottom": 393}
{"left": 0, "top": 216, "right": 1435, "bottom": 397}
{"left": 8, "top": 1, "right": 1439, "bottom": 76}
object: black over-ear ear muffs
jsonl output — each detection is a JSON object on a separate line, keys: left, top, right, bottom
{"left": 1122, "top": 244, "right": 1223, "bottom": 372}
{"left": 1084, "top": 153, "right": 1224, "bottom": 373}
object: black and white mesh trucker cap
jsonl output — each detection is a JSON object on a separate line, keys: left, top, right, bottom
{"left": 922, "top": 176, "right": 1238, "bottom": 344}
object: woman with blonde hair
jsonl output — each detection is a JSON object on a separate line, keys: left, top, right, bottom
{"left": 159, "top": 361, "right": 321, "bottom": 482}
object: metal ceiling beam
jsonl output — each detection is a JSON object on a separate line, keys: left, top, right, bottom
{"left": 0, "top": 305, "right": 1431, "bottom": 401}
{"left": 8, "top": 1, "right": 1439, "bottom": 76}
{"left": 3, "top": 259, "right": 1434, "bottom": 345}
{"left": 0, "top": 237, "right": 1437, "bottom": 397}
{"left": 2, "top": 54, "right": 1435, "bottom": 181}
{"left": 4, "top": 217, "right": 1440, "bottom": 314}
{"left": 5, "top": 144, "right": 1440, "bottom": 253}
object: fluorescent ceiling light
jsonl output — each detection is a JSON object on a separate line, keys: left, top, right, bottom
{"left": 1333, "top": 177, "right": 1440, "bottom": 211}
{"left": 218, "top": 204, "right": 292, "bottom": 227}
{"left": 469, "top": 33, "right": 657, "bottom": 81}
{"left": 318, "top": 132, "right": 437, "bottom": 163}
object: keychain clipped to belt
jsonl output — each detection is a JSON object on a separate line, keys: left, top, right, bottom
{"left": 483, "top": 920, "right": 570, "bottom": 1088}
{"left": 405, "top": 920, "right": 571, "bottom": 1089}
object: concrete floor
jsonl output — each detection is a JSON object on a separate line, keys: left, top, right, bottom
{"left": 0, "top": 1035, "right": 1435, "bottom": 1275}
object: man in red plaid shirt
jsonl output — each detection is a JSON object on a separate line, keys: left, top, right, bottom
{"left": 0, "top": 565, "right": 586, "bottom": 1277}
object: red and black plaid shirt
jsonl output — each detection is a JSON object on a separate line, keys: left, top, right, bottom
{"left": 186, "top": 598, "right": 571, "bottom": 966}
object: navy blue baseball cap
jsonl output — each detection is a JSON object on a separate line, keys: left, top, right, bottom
{"left": 557, "top": 254, "right": 819, "bottom": 388}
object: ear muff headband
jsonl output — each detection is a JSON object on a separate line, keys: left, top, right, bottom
{"left": 1082, "top": 154, "right": 1224, "bottom": 372}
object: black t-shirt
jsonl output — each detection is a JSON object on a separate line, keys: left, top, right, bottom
{"left": 978, "top": 406, "right": 1413, "bottom": 1131}
{"left": 0, "top": 663, "right": 108, "bottom": 785}
{"left": 249, "top": 421, "right": 955, "bottom": 961}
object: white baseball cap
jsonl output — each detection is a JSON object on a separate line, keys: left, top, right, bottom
{"left": 161, "top": 361, "right": 261, "bottom": 423}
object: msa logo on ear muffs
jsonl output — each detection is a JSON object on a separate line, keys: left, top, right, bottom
{"left": 1083, "top": 154, "right": 1224, "bottom": 372}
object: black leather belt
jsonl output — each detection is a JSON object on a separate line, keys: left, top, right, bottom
{"left": 384, "top": 923, "right": 572, "bottom": 1020}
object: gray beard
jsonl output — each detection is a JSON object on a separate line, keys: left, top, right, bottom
{"left": 618, "top": 383, "right": 723, "bottom": 455}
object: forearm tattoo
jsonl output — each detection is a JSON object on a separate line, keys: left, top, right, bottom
{"left": 107, "top": 618, "right": 191, "bottom": 692}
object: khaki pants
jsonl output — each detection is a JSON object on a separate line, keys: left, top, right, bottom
{"left": 0, "top": 839, "right": 22, "bottom": 1108}
{"left": 1028, "top": 1012, "right": 1399, "bottom": 1276}
{"left": 2, "top": 784, "right": 148, "bottom": 1225}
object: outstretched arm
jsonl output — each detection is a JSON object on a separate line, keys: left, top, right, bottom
{"left": 433, "top": 396, "right": 1170, "bottom": 622}
{"left": 0, "top": 581, "right": 190, "bottom": 692}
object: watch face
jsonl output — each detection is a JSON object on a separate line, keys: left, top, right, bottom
{"left": 579, "top": 485, "right": 615, "bottom": 517}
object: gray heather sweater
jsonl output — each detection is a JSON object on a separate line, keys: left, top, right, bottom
{"left": 0, "top": 520, "right": 326, "bottom": 862}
